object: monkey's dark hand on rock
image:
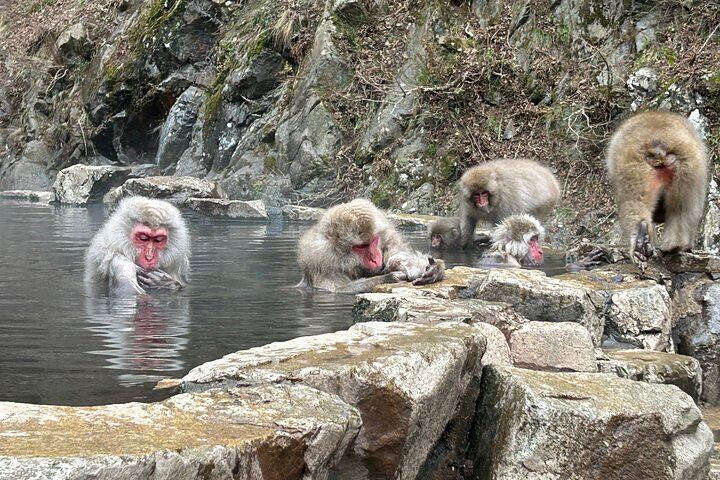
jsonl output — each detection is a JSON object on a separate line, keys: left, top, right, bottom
{"left": 412, "top": 257, "right": 446, "bottom": 286}
{"left": 633, "top": 221, "right": 655, "bottom": 272}
{"left": 565, "top": 247, "right": 606, "bottom": 272}
{"left": 138, "top": 269, "right": 184, "bottom": 290}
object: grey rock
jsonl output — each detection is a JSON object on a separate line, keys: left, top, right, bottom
{"left": 674, "top": 279, "right": 720, "bottom": 404}
{"left": 184, "top": 321, "right": 490, "bottom": 480}
{"left": 598, "top": 349, "right": 702, "bottom": 402}
{"left": 53, "top": 164, "right": 132, "bottom": 204}
{"left": 0, "top": 190, "right": 54, "bottom": 204}
{"left": 55, "top": 23, "right": 94, "bottom": 62}
{"left": 470, "top": 366, "right": 714, "bottom": 480}
{"left": 0, "top": 384, "right": 361, "bottom": 480}
{"left": 156, "top": 86, "right": 205, "bottom": 173}
{"left": 222, "top": 50, "right": 285, "bottom": 102}
{"left": 185, "top": 197, "right": 268, "bottom": 219}
{"left": 281, "top": 204, "right": 325, "bottom": 222}
{"left": 509, "top": 321, "right": 597, "bottom": 372}
{"left": 106, "top": 176, "right": 224, "bottom": 206}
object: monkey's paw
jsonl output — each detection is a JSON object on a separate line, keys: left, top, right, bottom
{"left": 412, "top": 257, "right": 446, "bottom": 285}
{"left": 138, "top": 270, "right": 184, "bottom": 290}
{"left": 633, "top": 221, "right": 656, "bottom": 272}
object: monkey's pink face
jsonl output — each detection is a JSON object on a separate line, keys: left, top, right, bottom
{"left": 527, "top": 235, "right": 543, "bottom": 265}
{"left": 352, "top": 234, "right": 383, "bottom": 273}
{"left": 473, "top": 190, "right": 490, "bottom": 208}
{"left": 431, "top": 234, "right": 443, "bottom": 248}
{"left": 132, "top": 225, "right": 168, "bottom": 270}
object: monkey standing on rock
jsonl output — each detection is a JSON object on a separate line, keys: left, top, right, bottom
{"left": 297, "top": 198, "right": 445, "bottom": 294}
{"left": 457, "top": 158, "right": 561, "bottom": 248}
{"left": 605, "top": 110, "right": 709, "bottom": 272}
{"left": 85, "top": 196, "right": 191, "bottom": 296}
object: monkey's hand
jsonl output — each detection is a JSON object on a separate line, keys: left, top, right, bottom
{"left": 138, "top": 269, "right": 184, "bottom": 291}
{"left": 412, "top": 257, "right": 446, "bottom": 286}
{"left": 565, "top": 247, "right": 606, "bottom": 272}
{"left": 632, "top": 221, "right": 656, "bottom": 272}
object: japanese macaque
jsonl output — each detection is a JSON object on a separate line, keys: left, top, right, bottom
{"left": 477, "top": 214, "right": 544, "bottom": 268}
{"left": 297, "top": 198, "right": 445, "bottom": 294}
{"left": 430, "top": 217, "right": 462, "bottom": 249}
{"left": 457, "top": 158, "right": 561, "bottom": 248}
{"left": 85, "top": 196, "right": 191, "bottom": 296}
{"left": 605, "top": 111, "right": 709, "bottom": 272}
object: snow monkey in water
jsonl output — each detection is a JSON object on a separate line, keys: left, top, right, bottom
{"left": 297, "top": 198, "right": 445, "bottom": 294}
{"left": 85, "top": 196, "right": 191, "bottom": 296}
{"left": 457, "top": 158, "right": 561, "bottom": 248}
{"left": 605, "top": 110, "right": 709, "bottom": 272}
{"left": 429, "top": 217, "right": 462, "bottom": 249}
{"left": 477, "top": 214, "right": 545, "bottom": 268}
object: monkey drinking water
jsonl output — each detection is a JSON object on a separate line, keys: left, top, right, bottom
{"left": 297, "top": 198, "right": 445, "bottom": 294}
{"left": 605, "top": 111, "right": 709, "bottom": 272}
{"left": 85, "top": 196, "right": 191, "bottom": 296}
{"left": 477, "top": 214, "right": 545, "bottom": 268}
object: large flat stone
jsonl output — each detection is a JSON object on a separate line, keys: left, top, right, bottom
{"left": 470, "top": 366, "right": 714, "bottom": 480}
{"left": 183, "top": 321, "right": 490, "bottom": 480}
{"left": 599, "top": 349, "right": 702, "bottom": 402}
{"left": 0, "top": 384, "right": 361, "bottom": 480}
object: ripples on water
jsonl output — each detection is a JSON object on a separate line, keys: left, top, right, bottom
{"left": 0, "top": 203, "right": 565, "bottom": 406}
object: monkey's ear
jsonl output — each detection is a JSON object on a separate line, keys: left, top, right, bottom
{"left": 451, "top": 227, "right": 459, "bottom": 237}
{"left": 428, "top": 257, "right": 435, "bottom": 265}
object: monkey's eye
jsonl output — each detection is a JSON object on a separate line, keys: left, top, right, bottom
{"left": 153, "top": 235, "right": 167, "bottom": 243}
{"left": 530, "top": 235, "right": 539, "bottom": 242}
{"left": 137, "top": 234, "right": 150, "bottom": 242}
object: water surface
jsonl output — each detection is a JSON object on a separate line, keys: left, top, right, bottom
{"left": 0, "top": 202, "right": 563, "bottom": 406}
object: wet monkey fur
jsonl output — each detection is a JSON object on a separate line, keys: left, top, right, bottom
{"left": 457, "top": 158, "right": 560, "bottom": 248}
{"left": 477, "top": 214, "right": 545, "bottom": 268}
{"left": 85, "top": 196, "right": 191, "bottom": 296}
{"left": 605, "top": 111, "right": 709, "bottom": 271}
{"left": 297, "top": 199, "right": 445, "bottom": 294}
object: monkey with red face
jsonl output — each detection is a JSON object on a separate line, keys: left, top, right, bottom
{"left": 297, "top": 199, "right": 445, "bottom": 294}
{"left": 85, "top": 196, "right": 191, "bottom": 296}
{"left": 477, "top": 214, "right": 545, "bottom": 268}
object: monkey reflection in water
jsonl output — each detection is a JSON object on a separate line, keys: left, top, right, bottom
{"left": 85, "top": 196, "right": 191, "bottom": 296}
{"left": 297, "top": 198, "right": 445, "bottom": 294}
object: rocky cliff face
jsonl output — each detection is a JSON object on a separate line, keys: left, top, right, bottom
{"left": 0, "top": 0, "right": 718, "bottom": 246}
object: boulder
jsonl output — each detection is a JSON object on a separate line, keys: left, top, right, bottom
{"left": 156, "top": 86, "right": 205, "bottom": 173}
{"left": 508, "top": 321, "right": 597, "bottom": 372}
{"left": 598, "top": 349, "right": 702, "bottom": 402}
{"left": 185, "top": 197, "right": 268, "bottom": 219}
{"left": 183, "top": 321, "right": 491, "bottom": 480}
{"left": 674, "top": 278, "right": 720, "bottom": 405}
{"left": 468, "top": 268, "right": 606, "bottom": 346}
{"left": 470, "top": 366, "right": 714, "bottom": 480}
{"left": 53, "top": 164, "right": 131, "bottom": 204}
{"left": 0, "top": 384, "right": 360, "bottom": 480}
{"left": 0, "top": 190, "right": 54, "bottom": 204}
{"left": 281, "top": 204, "right": 325, "bottom": 222}
{"left": 105, "top": 176, "right": 224, "bottom": 207}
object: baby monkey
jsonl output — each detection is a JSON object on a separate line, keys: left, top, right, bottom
{"left": 477, "top": 214, "right": 544, "bottom": 268}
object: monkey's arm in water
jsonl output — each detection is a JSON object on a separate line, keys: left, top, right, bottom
{"left": 138, "top": 269, "right": 185, "bottom": 291}
{"left": 307, "top": 271, "right": 406, "bottom": 295}
{"left": 107, "top": 256, "right": 146, "bottom": 296}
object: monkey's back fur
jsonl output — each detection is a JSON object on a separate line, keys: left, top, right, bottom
{"left": 605, "top": 111, "right": 709, "bottom": 252}
{"left": 84, "top": 196, "right": 191, "bottom": 289}
{"left": 459, "top": 158, "right": 561, "bottom": 225}
{"left": 297, "top": 198, "right": 409, "bottom": 290}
